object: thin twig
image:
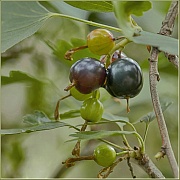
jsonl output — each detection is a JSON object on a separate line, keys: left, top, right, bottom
{"left": 164, "top": 53, "right": 179, "bottom": 69}
{"left": 127, "top": 157, "right": 136, "bottom": 178}
{"left": 149, "top": 1, "right": 179, "bottom": 178}
{"left": 72, "top": 121, "right": 88, "bottom": 157}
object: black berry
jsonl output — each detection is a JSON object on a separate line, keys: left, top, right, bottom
{"left": 105, "top": 57, "right": 143, "bottom": 99}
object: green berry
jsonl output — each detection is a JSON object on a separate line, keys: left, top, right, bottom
{"left": 70, "top": 87, "right": 92, "bottom": 101}
{"left": 80, "top": 98, "right": 103, "bottom": 122}
{"left": 94, "top": 144, "right": 116, "bottom": 167}
{"left": 87, "top": 29, "right": 115, "bottom": 55}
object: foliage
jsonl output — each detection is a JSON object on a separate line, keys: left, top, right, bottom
{"left": 1, "top": 1, "right": 178, "bottom": 178}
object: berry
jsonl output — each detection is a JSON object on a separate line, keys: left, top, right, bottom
{"left": 68, "top": 57, "right": 106, "bottom": 94}
{"left": 105, "top": 57, "right": 143, "bottom": 99}
{"left": 80, "top": 97, "right": 103, "bottom": 122}
{"left": 87, "top": 29, "right": 115, "bottom": 55}
{"left": 70, "top": 87, "right": 92, "bottom": 101}
{"left": 94, "top": 144, "right": 116, "bottom": 167}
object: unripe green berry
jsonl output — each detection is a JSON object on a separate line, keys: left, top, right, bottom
{"left": 80, "top": 98, "right": 103, "bottom": 122}
{"left": 94, "top": 144, "right": 116, "bottom": 167}
{"left": 87, "top": 29, "right": 115, "bottom": 55}
{"left": 70, "top": 87, "right": 92, "bottom": 101}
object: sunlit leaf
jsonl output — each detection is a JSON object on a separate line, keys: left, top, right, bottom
{"left": 133, "top": 31, "right": 178, "bottom": 55}
{"left": 69, "top": 130, "right": 135, "bottom": 141}
{"left": 1, "top": 71, "right": 48, "bottom": 85}
{"left": 113, "top": 1, "right": 152, "bottom": 38}
{"left": 65, "top": 1, "right": 113, "bottom": 12}
{"left": 2, "top": 1, "right": 51, "bottom": 52}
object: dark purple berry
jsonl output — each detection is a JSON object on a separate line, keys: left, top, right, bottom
{"left": 69, "top": 57, "right": 106, "bottom": 94}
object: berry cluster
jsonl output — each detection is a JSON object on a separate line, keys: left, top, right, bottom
{"left": 56, "top": 29, "right": 144, "bottom": 168}
{"left": 65, "top": 55, "right": 143, "bottom": 115}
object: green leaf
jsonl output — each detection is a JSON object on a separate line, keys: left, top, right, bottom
{"left": 0, "top": 122, "right": 68, "bottom": 135}
{"left": 65, "top": 1, "right": 113, "bottom": 12}
{"left": 60, "top": 110, "right": 81, "bottom": 120}
{"left": 101, "top": 112, "right": 129, "bottom": 129}
{"left": 1, "top": 71, "right": 48, "bottom": 85}
{"left": 47, "top": 38, "right": 99, "bottom": 67}
{"left": 2, "top": 1, "right": 51, "bottom": 52}
{"left": 134, "top": 101, "right": 173, "bottom": 124}
{"left": 69, "top": 130, "right": 135, "bottom": 141}
{"left": 121, "top": 1, "right": 152, "bottom": 16}
{"left": 113, "top": 1, "right": 152, "bottom": 39}
{"left": 133, "top": 31, "right": 178, "bottom": 55}
{"left": 23, "top": 111, "right": 51, "bottom": 125}
{"left": 1, "top": 110, "right": 80, "bottom": 135}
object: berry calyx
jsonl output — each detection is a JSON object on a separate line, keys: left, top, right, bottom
{"left": 66, "top": 57, "right": 106, "bottom": 94}
{"left": 80, "top": 97, "right": 103, "bottom": 122}
{"left": 94, "top": 144, "right": 116, "bottom": 167}
{"left": 87, "top": 29, "right": 115, "bottom": 55}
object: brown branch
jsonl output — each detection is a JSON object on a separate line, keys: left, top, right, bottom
{"left": 159, "top": 0, "right": 179, "bottom": 69}
{"left": 133, "top": 154, "right": 165, "bottom": 178}
{"left": 149, "top": 1, "right": 179, "bottom": 178}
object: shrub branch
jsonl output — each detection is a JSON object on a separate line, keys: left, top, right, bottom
{"left": 149, "top": 1, "right": 178, "bottom": 178}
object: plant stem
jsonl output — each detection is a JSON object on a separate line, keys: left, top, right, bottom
{"left": 50, "top": 13, "right": 122, "bottom": 33}
{"left": 149, "top": 1, "right": 178, "bottom": 178}
{"left": 116, "top": 151, "right": 129, "bottom": 156}
{"left": 143, "top": 123, "right": 150, "bottom": 143}
{"left": 100, "top": 139, "right": 127, "bottom": 151}
{"left": 105, "top": 38, "right": 131, "bottom": 68}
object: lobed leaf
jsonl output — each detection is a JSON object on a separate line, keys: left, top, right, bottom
{"left": 23, "top": 111, "right": 51, "bottom": 125}
{"left": 134, "top": 101, "right": 173, "bottom": 124}
{"left": 65, "top": 1, "right": 113, "bottom": 12}
{"left": 113, "top": 1, "right": 152, "bottom": 38}
{"left": 1, "top": 110, "right": 80, "bottom": 135}
{"left": 1, "top": 1, "right": 51, "bottom": 52}
{"left": 69, "top": 130, "right": 135, "bottom": 141}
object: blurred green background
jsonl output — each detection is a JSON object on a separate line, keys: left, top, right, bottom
{"left": 1, "top": 1, "right": 178, "bottom": 178}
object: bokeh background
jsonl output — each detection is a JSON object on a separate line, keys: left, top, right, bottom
{"left": 1, "top": 1, "right": 178, "bottom": 178}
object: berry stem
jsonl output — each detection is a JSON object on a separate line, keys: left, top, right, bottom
{"left": 105, "top": 38, "right": 131, "bottom": 68}
{"left": 116, "top": 151, "right": 129, "bottom": 156}
{"left": 54, "top": 94, "right": 72, "bottom": 120}
{"left": 100, "top": 139, "right": 127, "bottom": 151}
{"left": 92, "top": 89, "right": 100, "bottom": 99}
{"left": 64, "top": 81, "right": 76, "bottom": 91}
{"left": 64, "top": 45, "right": 88, "bottom": 60}
{"left": 143, "top": 123, "right": 150, "bottom": 143}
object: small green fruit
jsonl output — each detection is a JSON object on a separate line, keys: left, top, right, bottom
{"left": 94, "top": 144, "right": 116, "bottom": 167}
{"left": 87, "top": 29, "right": 115, "bottom": 55}
{"left": 70, "top": 87, "right": 92, "bottom": 101}
{"left": 80, "top": 98, "right": 103, "bottom": 122}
